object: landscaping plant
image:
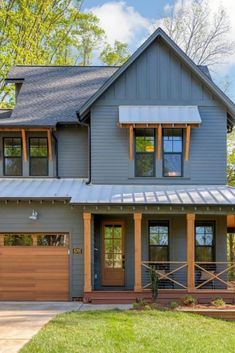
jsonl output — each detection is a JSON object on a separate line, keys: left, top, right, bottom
{"left": 182, "top": 295, "right": 197, "bottom": 306}
{"left": 149, "top": 266, "right": 159, "bottom": 303}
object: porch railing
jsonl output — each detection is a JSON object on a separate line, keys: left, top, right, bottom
{"left": 142, "top": 261, "right": 188, "bottom": 290}
{"left": 195, "top": 262, "right": 235, "bottom": 291}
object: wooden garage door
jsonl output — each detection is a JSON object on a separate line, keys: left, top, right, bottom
{"left": 0, "top": 233, "right": 69, "bottom": 301}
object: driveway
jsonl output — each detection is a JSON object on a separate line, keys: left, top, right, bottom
{"left": 0, "top": 302, "right": 82, "bottom": 353}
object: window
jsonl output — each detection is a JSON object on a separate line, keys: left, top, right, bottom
{"left": 149, "top": 221, "right": 169, "bottom": 261}
{"left": 29, "top": 138, "right": 48, "bottom": 176}
{"left": 3, "top": 138, "right": 22, "bottom": 176}
{"left": 163, "top": 129, "right": 183, "bottom": 177}
{"left": 4, "top": 234, "right": 33, "bottom": 246}
{"left": 195, "top": 222, "right": 215, "bottom": 262}
{"left": 135, "top": 129, "right": 155, "bottom": 177}
{"left": 37, "top": 234, "right": 66, "bottom": 247}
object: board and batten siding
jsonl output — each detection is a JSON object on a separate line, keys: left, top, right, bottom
{"left": 0, "top": 202, "right": 84, "bottom": 298}
{"left": 90, "top": 38, "right": 227, "bottom": 185}
{"left": 57, "top": 126, "right": 88, "bottom": 178}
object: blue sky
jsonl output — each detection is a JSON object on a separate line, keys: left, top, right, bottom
{"left": 82, "top": 0, "right": 235, "bottom": 100}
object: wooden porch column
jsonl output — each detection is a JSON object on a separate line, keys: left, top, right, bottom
{"left": 187, "top": 213, "right": 195, "bottom": 291}
{"left": 134, "top": 213, "right": 142, "bottom": 292}
{"left": 83, "top": 212, "right": 92, "bottom": 293}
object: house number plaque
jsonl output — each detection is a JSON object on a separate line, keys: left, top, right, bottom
{"left": 73, "top": 248, "right": 82, "bottom": 255}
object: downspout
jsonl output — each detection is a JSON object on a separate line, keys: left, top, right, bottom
{"left": 52, "top": 130, "right": 59, "bottom": 178}
{"left": 78, "top": 117, "right": 91, "bottom": 185}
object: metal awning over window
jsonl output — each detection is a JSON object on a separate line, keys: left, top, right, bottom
{"left": 119, "top": 105, "right": 202, "bottom": 126}
{"left": 118, "top": 106, "right": 201, "bottom": 161}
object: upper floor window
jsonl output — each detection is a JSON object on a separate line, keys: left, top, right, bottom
{"left": 195, "top": 222, "right": 215, "bottom": 262}
{"left": 3, "top": 137, "right": 22, "bottom": 176}
{"left": 29, "top": 138, "right": 48, "bottom": 176}
{"left": 149, "top": 221, "right": 169, "bottom": 261}
{"left": 135, "top": 129, "right": 155, "bottom": 177}
{"left": 163, "top": 128, "right": 183, "bottom": 177}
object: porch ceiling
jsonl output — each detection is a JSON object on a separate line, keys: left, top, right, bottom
{"left": 0, "top": 179, "right": 235, "bottom": 206}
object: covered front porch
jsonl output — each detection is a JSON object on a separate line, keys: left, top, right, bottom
{"left": 82, "top": 205, "right": 235, "bottom": 304}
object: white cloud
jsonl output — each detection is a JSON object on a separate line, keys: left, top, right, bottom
{"left": 87, "top": 1, "right": 152, "bottom": 47}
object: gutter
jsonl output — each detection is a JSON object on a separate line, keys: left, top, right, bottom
{"left": 77, "top": 114, "right": 91, "bottom": 185}
{"left": 52, "top": 130, "right": 59, "bottom": 178}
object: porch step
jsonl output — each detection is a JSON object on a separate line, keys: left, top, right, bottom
{"left": 84, "top": 290, "right": 235, "bottom": 305}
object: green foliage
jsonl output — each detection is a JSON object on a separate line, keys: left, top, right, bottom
{"left": 169, "top": 301, "right": 180, "bottom": 310}
{"left": 227, "top": 130, "right": 235, "bottom": 186}
{"left": 149, "top": 266, "right": 159, "bottom": 303}
{"left": 182, "top": 294, "right": 197, "bottom": 306}
{"left": 0, "top": 0, "right": 120, "bottom": 107}
{"left": 210, "top": 297, "right": 226, "bottom": 307}
{"left": 99, "top": 40, "right": 130, "bottom": 66}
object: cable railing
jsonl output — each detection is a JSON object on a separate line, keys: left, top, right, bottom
{"left": 142, "top": 261, "right": 188, "bottom": 290}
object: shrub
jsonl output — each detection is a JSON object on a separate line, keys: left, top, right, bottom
{"left": 132, "top": 299, "right": 147, "bottom": 310}
{"left": 210, "top": 297, "right": 225, "bottom": 307}
{"left": 169, "top": 301, "right": 180, "bottom": 310}
{"left": 149, "top": 266, "right": 159, "bottom": 303}
{"left": 182, "top": 295, "right": 197, "bottom": 306}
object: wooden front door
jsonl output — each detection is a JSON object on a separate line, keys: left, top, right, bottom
{"left": 102, "top": 221, "right": 125, "bottom": 286}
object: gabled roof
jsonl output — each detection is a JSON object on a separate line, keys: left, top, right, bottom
{"left": 3, "top": 66, "right": 118, "bottom": 126}
{"left": 78, "top": 27, "right": 235, "bottom": 126}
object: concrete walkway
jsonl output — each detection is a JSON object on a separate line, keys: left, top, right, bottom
{"left": 0, "top": 302, "right": 131, "bottom": 353}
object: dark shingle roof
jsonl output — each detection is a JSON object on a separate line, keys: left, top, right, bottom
{"left": 3, "top": 66, "right": 118, "bottom": 126}
{"left": 197, "top": 65, "right": 212, "bottom": 80}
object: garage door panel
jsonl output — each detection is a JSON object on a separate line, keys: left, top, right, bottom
{"left": 0, "top": 241, "right": 69, "bottom": 301}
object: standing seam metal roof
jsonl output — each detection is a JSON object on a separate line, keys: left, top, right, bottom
{"left": 0, "top": 178, "right": 235, "bottom": 205}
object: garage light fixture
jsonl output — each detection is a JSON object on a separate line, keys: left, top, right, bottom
{"left": 29, "top": 210, "right": 38, "bottom": 221}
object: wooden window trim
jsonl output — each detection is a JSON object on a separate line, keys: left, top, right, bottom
{"left": 3, "top": 137, "right": 23, "bottom": 176}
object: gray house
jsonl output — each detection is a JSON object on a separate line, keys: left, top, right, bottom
{"left": 0, "top": 28, "right": 235, "bottom": 303}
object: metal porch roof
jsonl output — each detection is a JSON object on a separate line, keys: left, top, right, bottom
{"left": 119, "top": 106, "right": 202, "bottom": 125}
{"left": 0, "top": 179, "right": 235, "bottom": 206}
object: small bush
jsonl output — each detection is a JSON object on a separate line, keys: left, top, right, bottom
{"left": 182, "top": 295, "right": 197, "bottom": 306}
{"left": 169, "top": 301, "right": 180, "bottom": 310}
{"left": 132, "top": 299, "right": 147, "bottom": 310}
{"left": 210, "top": 297, "right": 225, "bottom": 307}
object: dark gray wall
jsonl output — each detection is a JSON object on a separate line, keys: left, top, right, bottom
{"left": 90, "top": 38, "right": 227, "bottom": 185}
{"left": 57, "top": 126, "right": 88, "bottom": 178}
{"left": 0, "top": 126, "right": 88, "bottom": 179}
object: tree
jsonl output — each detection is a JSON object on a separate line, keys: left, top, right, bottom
{"left": 227, "top": 130, "right": 235, "bottom": 186}
{"left": 161, "top": 0, "right": 234, "bottom": 66}
{"left": 74, "top": 13, "right": 105, "bottom": 66}
{"left": 0, "top": 0, "right": 104, "bottom": 106}
{"left": 99, "top": 41, "right": 130, "bottom": 66}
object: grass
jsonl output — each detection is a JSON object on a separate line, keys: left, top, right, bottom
{"left": 20, "top": 310, "right": 235, "bottom": 353}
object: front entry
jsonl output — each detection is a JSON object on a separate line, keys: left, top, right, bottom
{"left": 102, "top": 221, "right": 125, "bottom": 286}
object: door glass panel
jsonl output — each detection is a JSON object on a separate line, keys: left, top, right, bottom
{"left": 113, "top": 238, "right": 122, "bottom": 252}
{"left": 105, "top": 254, "right": 113, "bottom": 268}
{"left": 104, "top": 226, "right": 113, "bottom": 238}
{"left": 113, "top": 225, "right": 122, "bottom": 238}
{"left": 104, "top": 239, "right": 113, "bottom": 253}
{"left": 104, "top": 224, "right": 123, "bottom": 269}
{"left": 113, "top": 254, "right": 122, "bottom": 268}
{"left": 37, "top": 234, "right": 66, "bottom": 246}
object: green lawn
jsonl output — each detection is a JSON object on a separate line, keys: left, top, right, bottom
{"left": 20, "top": 310, "right": 235, "bottom": 353}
